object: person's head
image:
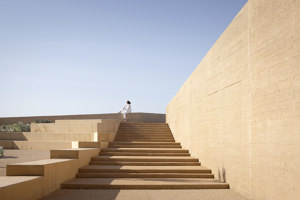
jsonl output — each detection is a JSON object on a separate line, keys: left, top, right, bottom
{"left": 127, "top": 101, "right": 131, "bottom": 105}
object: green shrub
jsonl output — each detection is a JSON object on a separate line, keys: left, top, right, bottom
{"left": 0, "top": 122, "right": 31, "bottom": 132}
{"left": 34, "top": 119, "right": 51, "bottom": 123}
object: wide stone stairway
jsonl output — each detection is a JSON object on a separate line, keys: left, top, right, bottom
{"left": 62, "top": 123, "right": 229, "bottom": 189}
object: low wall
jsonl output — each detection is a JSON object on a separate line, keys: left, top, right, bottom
{"left": 0, "top": 112, "right": 165, "bottom": 125}
{"left": 167, "top": 1, "right": 300, "bottom": 200}
{"left": 1, "top": 148, "right": 100, "bottom": 200}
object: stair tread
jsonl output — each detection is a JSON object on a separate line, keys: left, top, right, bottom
{"left": 94, "top": 156, "right": 196, "bottom": 159}
{"left": 77, "top": 172, "right": 212, "bottom": 175}
{"left": 81, "top": 165, "right": 209, "bottom": 170}
{"left": 102, "top": 148, "right": 187, "bottom": 151}
{"left": 76, "top": 173, "right": 214, "bottom": 178}
{"left": 111, "top": 141, "right": 179, "bottom": 144}
{"left": 62, "top": 178, "right": 229, "bottom": 187}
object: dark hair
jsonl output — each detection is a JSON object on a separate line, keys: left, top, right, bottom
{"left": 127, "top": 101, "right": 131, "bottom": 104}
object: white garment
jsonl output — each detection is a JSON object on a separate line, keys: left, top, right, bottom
{"left": 120, "top": 104, "right": 132, "bottom": 119}
{"left": 121, "top": 104, "right": 132, "bottom": 114}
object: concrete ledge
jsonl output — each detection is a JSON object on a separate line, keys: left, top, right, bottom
{"left": 7, "top": 159, "right": 78, "bottom": 196}
{"left": 31, "top": 123, "right": 55, "bottom": 132}
{"left": 50, "top": 148, "right": 100, "bottom": 168}
{"left": 0, "top": 141, "right": 100, "bottom": 150}
{"left": 0, "top": 132, "right": 97, "bottom": 142}
{"left": 78, "top": 141, "right": 100, "bottom": 148}
{"left": 0, "top": 176, "right": 43, "bottom": 200}
{"left": 13, "top": 141, "right": 79, "bottom": 150}
{"left": 0, "top": 140, "right": 14, "bottom": 148}
{"left": 0, "top": 132, "right": 26, "bottom": 140}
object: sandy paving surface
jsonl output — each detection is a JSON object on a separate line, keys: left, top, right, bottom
{"left": 40, "top": 189, "right": 247, "bottom": 200}
{"left": 0, "top": 149, "right": 50, "bottom": 176}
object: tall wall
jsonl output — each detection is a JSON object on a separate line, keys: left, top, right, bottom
{"left": 166, "top": 1, "right": 300, "bottom": 200}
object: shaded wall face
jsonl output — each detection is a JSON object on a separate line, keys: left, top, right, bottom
{"left": 167, "top": 1, "right": 300, "bottom": 200}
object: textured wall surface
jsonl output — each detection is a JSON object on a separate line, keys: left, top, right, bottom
{"left": 167, "top": 1, "right": 300, "bottom": 200}
{"left": 0, "top": 113, "right": 166, "bottom": 124}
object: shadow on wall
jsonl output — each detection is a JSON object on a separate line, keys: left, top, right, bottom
{"left": 218, "top": 167, "right": 227, "bottom": 183}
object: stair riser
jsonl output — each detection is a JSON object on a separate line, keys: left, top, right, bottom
{"left": 118, "top": 129, "right": 172, "bottom": 134}
{"left": 116, "top": 134, "right": 173, "bottom": 137}
{"left": 115, "top": 138, "right": 174, "bottom": 141}
{"left": 108, "top": 146, "right": 181, "bottom": 148}
{"left": 120, "top": 124, "right": 168, "bottom": 127}
{"left": 100, "top": 153, "right": 190, "bottom": 156}
{"left": 78, "top": 169, "right": 212, "bottom": 173}
{"left": 76, "top": 174, "right": 214, "bottom": 178}
{"left": 89, "top": 162, "right": 201, "bottom": 166}
{"left": 115, "top": 135, "right": 174, "bottom": 140}
{"left": 92, "top": 160, "right": 198, "bottom": 163}
{"left": 119, "top": 130, "right": 170, "bottom": 131}
{"left": 119, "top": 128, "right": 169, "bottom": 130}
{"left": 115, "top": 140, "right": 175, "bottom": 142}
{"left": 110, "top": 142, "right": 180, "bottom": 145}
{"left": 91, "top": 158, "right": 198, "bottom": 162}
{"left": 102, "top": 149, "right": 188, "bottom": 153}
{"left": 62, "top": 184, "right": 229, "bottom": 189}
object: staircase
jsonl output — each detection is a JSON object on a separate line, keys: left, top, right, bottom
{"left": 62, "top": 123, "right": 229, "bottom": 189}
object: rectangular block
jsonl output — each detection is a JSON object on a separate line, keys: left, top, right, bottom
{"left": 0, "top": 176, "right": 43, "bottom": 200}
{"left": 50, "top": 148, "right": 100, "bottom": 168}
{"left": 7, "top": 159, "right": 78, "bottom": 196}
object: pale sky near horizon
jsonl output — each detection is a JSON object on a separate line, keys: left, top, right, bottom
{"left": 0, "top": 0, "right": 247, "bottom": 117}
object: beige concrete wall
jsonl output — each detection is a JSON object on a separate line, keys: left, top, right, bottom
{"left": 167, "top": 1, "right": 300, "bottom": 200}
{"left": 0, "top": 112, "right": 165, "bottom": 125}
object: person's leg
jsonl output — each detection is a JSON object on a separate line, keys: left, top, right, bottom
{"left": 122, "top": 113, "right": 127, "bottom": 121}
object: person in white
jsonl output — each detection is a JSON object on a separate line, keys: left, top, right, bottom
{"left": 120, "top": 101, "right": 132, "bottom": 121}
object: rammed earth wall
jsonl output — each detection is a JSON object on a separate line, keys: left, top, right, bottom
{"left": 167, "top": 1, "right": 300, "bottom": 199}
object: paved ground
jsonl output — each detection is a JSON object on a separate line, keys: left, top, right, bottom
{"left": 40, "top": 189, "right": 247, "bottom": 200}
{"left": 0, "top": 149, "right": 50, "bottom": 176}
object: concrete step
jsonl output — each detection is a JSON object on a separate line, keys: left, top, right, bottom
{"left": 117, "top": 130, "right": 171, "bottom": 133}
{"left": 118, "top": 129, "right": 170, "bottom": 132}
{"left": 89, "top": 161, "right": 200, "bottom": 166}
{"left": 116, "top": 135, "right": 174, "bottom": 140}
{"left": 101, "top": 148, "right": 189, "bottom": 153}
{"left": 110, "top": 141, "right": 180, "bottom": 145}
{"left": 0, "top": 140, "right": 99, "bottom": 150}
{"left": 117, "top": 133, "right": 173, "bottom": 137}
{"left": 114, "top": 139, "right": 175, "bottom": 142}
{"left": 91, "top": 156, "right": 198, "bottom": 162}
{"left": 120, "top": 123, "right": 168, "bottom": 126}
{"left": 109, "top": 145, "right": 181, "bottom": 148}
{"left": 116, "top": 134, "right": 173, "bottom": 137}
{"left": 119, "top": 127, "right": 169, "bottom": 130}
{"left": 100, "top": 152, "right": 190, "bottom": 156}
{"left": 76, "top": 172, "right": 214, "bottom": 178}
{"left": 61, "top": 178, "right": 229, "bottom": 189}
{"left": 0, "top": 132, "right": 97, "bottom": 142}
{"left": 78, "top": 165, "right": 211, "bottom": 173}
{"left": 115, "top": 136, "right": 175, "bottom": 141}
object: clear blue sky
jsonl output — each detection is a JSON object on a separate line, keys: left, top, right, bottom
{"left": 0, "top": 0, "right": 247, "bottom": 117}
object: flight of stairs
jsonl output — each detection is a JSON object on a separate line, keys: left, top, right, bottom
{"left": 61, "top": 123, "right": 229, "bottom": 189}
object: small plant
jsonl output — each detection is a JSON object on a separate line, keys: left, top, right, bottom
{"left": 0, "top": 146, "right": 4, "bottom": 158}
{"left": 34, "top": 119, "right": 51, "bottom": 123}
{"left": 0, "top": 122, "right": 31, "bottom": 132}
